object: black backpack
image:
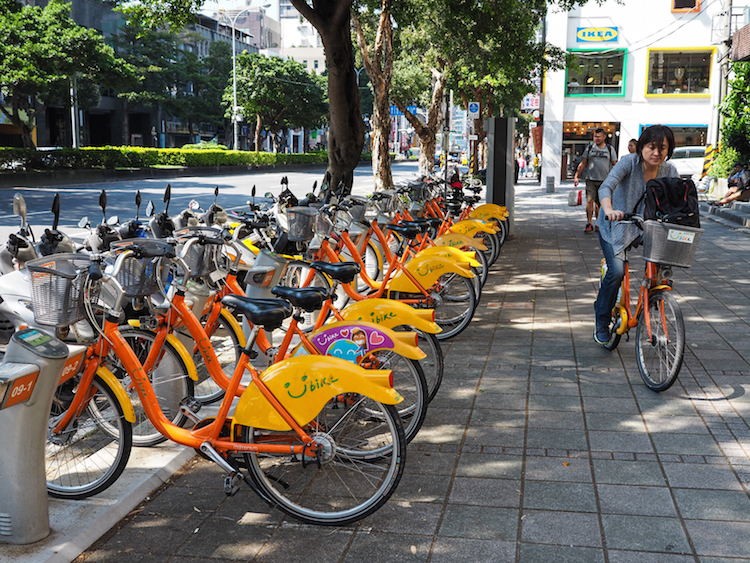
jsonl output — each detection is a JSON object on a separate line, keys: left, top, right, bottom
{"left": 643, "top": 176, "right": 700, "bottom": 228}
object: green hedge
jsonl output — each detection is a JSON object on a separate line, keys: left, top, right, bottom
{"left": 0, "top": 146, "right": 330, "bottom": 171}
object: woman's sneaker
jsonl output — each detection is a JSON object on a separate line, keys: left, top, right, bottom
{"left": 584, "top": 223, "right": 594, "bottom": 232}
{"left": 593, "top": 326, "right": 611, "bottom": 345}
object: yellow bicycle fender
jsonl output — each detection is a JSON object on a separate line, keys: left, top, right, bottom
{"left": 231, "top": 356, "right": 402, "bottom": 431}
{"left": 340, "top": 298, "right": 441, "bottom": 334}
{"left": 615, "top": 305, "right": 629, "bottom": 336}
{"left": 449, "top": 219, "right": 498, "bottom": 236}
{"left": 433, "top": 232, "right": 487, "bottom": 252}
{"left": 417, "top": 246, "right": 480, "bottom": 268}
{"left": 388, "top": 255, "right": 474, "bottom": 294}
{"left": 125, "top": 321, "right": 199, "bottom": 382}
{"left": 470, "top": 204, "right": 508, "bottom": 221}
{"left": 96, "top": 366, "right": 136, "bottom": 423}
{"left": 220, "top": 308, "right": 246, "bottom": 348}
{"left": 292, "top": 321, "right": 426, "bottom": 362}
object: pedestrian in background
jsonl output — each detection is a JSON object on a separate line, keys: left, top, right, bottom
{"left": 574, "top": 128, "right": 618, "bottom": 233}
{"left": 628, "top": 138, "right": 637, "bottom": 154}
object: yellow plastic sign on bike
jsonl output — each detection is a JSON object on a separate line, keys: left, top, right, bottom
{"left": 341, "top": 299, "right": 441, "bottom": 334}
{"left": 469, "top": 204, "right": 509, "bottom": 221}
{"left": 388, "top": 255, "right": 474, "bottom": 294}
{"left": 231, "top": 356, "right": 401, "bottom": 431}
{"left": 449, "top": 219, "right": 499, "bottom": 237}
{"left": 417, "top": 246, "right": 480, "bottom": 268}
{"left": 433, "top": 232, "right": 487, "bottom": 252}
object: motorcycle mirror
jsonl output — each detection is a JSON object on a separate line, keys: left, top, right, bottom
{"left": 251, "top": 185, "right": 256, "bottom": 198}
{"left": 189, "top": 199, "right": 200, "bottom": 211}
{"left": 281, "top": 176, "right": 288, "bottom": 186}
{"left": 312, "top": 180, "right": 318, "bottom": 193}
{"left": 164, "top": 184, "right": 171, "bottom": 214}
{"left": 107, "top": 215, "right": 119, "bottom": 226}
{"left": 135, "top": 190, "right": 142, "bottom": 221}
{"left": 78, "top": 216, "right": 89, "bottom": 229}
{"left": 12, "top": 193, "right": 28, "bottom": 229}
{"left": 99, "top": 190, "right": 107, "bottom": 220}
{"left": 265, "top": 192, "right": 274, "bottom": 199}
{"left": 51, "top": 193, "right": 61, "bottom": 231}
{"left": 214, "top": 186, "right": 219, "bottom": 204}
{"left": 146, "top": 200, "right": 154, "bottom": 217}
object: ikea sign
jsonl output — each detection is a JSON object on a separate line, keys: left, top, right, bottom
{"left": 577, "top": 27, "right": 618, "bottom": 42}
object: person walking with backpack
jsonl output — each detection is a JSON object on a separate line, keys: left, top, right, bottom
{"left": 593, "top": 124, "right": 678, "bottom": 345}
{"left": 574, "top": 128, "right": 618, "bottom": 232}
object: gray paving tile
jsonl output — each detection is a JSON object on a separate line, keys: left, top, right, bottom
{"left": 176, "top": 517, "right": 273, "bottom": 560}
{"left": 585, "top": 413, "right": 647, "bottom": 432}
{"left": 601, "top": 514, "right": 692, "bottom": 553}
{"left": 528, "top": 382, "right": 580, "bottom": 395}
{"left": 476, "top": 379, "right": 528, "bottom": 394}
{"left": 438, "top": 505, "right": 518, "bottom": 541}
{"left": 607, "top": 551, "right": 695, "bottom": 563}
{"left": 464, "top": 426, "right": 525, "bottom": 449}
{"left": 673, "top": 488, "right": 750, "bottom": 521}
{"left": 449, "top": 477, "right": 522, "bottom": 508}
{"left": 527, "top": 410, "right": 584, "bottom": 429}
{"left": 361, "top": 500, "right": 442, "bottom": 535}
{"left": 523, "top": 481, "right": 597, "bottom": 512}
{"left": 343, "top": 532, "right": 431, "bottom": 563}
{"left": 588, "top": 430, "right": 654, "bottom": 453}
{"left": 526, "top": 428, "right": 588, "bottom": 450}
{"left": 523, "top": 455, "right": 593, "bottom": 483}
{"left": 519, "top": 543, "right": 604, "bottom": 563}
{"left": 429, "top": 537, "right": 516, "bottom": 563}
{"left": 470, "top": 408, "right": 526, "bottom": 427}
{"left": 583, "top": 396, "right": 640, "bottom": 414}
{"left": 528, "top": 394, "right": 582, "bottom": 412}
{"left": 403, "top": 450, "right": 459, "bottom": 476}
{"left": 456, "top": 453, "right": 524, "bottom": 479}
{"left": 256, "top": 526, "right": 353, "bottom": 563}
{"left": 597, "top": 484, "right": 678, "bottom": 516}
{"left": 520, "top": 510, "right": 601, "bottom": 548}
{"left": 579, "top": 383, "right": 633, "bottom": 398}
{"left": 662, "top": 462, "right": 744, "bottom": 490}
{"left": 651, "top": 433, "right": 724, "bottom": 456}
{"left": 391, "top": 473, "right": 451, "bottom": 504}
{"left": 643, "top": 415, "right": 711, "bottom": 434}
{"left": 686, "top": 520, "right": 750, "bottom": 558}
{"left": 592, "top": 459, "right": 667, "bottom": 486}
{"left": 473, "top": 392, "right": 527, "bottom": 410}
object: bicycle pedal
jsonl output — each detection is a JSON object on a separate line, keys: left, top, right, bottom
{"left": 179, "top": 397, "right": 203, "bottom": 424}
{"left": 223, "top": 471, "right": 243, "bottom": 496}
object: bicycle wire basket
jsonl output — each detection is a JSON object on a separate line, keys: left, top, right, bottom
{"left": 286, "top": 207, "right": 318, "bottom": 242}
{"left": 345, "top": 196, "right": 369, "bottom": 223}
{"left": 641, "top": 220, "right": 704, "bottom": 268}
{"left": 109, "top": 238, "right": 173, "bottom": 297}
{"left": 26, "top": 253, "right": 92, "bottom": 327}
{"left": 175, "top": 226, "right": 224, "bottom": 279}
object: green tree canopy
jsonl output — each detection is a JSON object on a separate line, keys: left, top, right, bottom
{"left": 0, "top": 0, "right": 132, "bottom": 148}
{"left": 718, "top": 61, "right": 750, "bottom": 166}
{"left": 232, "top": 52, "right": 327, "bottom": 152}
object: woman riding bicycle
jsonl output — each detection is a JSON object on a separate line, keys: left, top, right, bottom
{"left": 594, "top": 124, "right": 678, "bottom": 346}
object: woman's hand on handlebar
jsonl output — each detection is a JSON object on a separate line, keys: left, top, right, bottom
{"left": 605, "top": 209, "right": 624, "bottom": 222}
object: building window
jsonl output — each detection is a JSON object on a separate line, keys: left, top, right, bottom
{"left": 566, "top": 50, "right": 626, "bottom": 96}
{"left": 646, "top": 49, "right": 713, "bottom": 96}
{"left": 672, "top": 0, "right": 700, "bottom": 12}
{"left": 314, "top": 60, "right": 319, "bottom": 69}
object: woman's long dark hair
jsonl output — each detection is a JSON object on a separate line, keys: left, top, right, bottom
{"left": 636, "top": 125, "right": 676, "bottom": 160}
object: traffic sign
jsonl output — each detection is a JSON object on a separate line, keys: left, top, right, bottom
{"left": 467, "top": 101, "right": 480, "bottom": 119}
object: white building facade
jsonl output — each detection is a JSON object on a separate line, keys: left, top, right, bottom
{"left": 540, "top": 0, "right": 750, "bottom": 186}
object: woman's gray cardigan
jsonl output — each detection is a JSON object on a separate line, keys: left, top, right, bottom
{"left": 597, "top": 153, "right": 678, "bottom": 256}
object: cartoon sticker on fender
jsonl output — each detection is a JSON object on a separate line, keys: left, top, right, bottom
{"left": 310, "top": 325, "right": 394, "bottom": 365}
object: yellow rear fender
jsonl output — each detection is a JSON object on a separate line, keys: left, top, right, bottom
{"left": 433, "top": 232, "right": 487, "bottom": 252}
{"left": 416, "top": 246, "right": 480, "bottom": 268}
{"left": 231, "top": 356, "right": 402, "bottom": 431}
{"left": 96, "top": 366, "right": 136, "bottom": 423}
{"left": 340, "top": 298, "right": 441, "bottom": 334}
{"left": 470, "top": 204, "right": 508, "bottom": 221}
{"left": 388, "top": 255, "right": 473, "bottom": 294}
{"left": 449, "top": 219, "right": 498, "bottom": 236}
{"left": 125, "top": 321, "right": 199, "bottom": 382}
{"left": 292, "top": 321, "right": 426, "bottom": 361}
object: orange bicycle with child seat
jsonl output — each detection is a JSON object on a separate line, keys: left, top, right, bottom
{"left": 600, "top": 215, "right": 699, "bottom": 391}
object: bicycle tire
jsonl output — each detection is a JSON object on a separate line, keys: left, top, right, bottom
{"left": 189, "top": 310, "right": 244, "bottom": 405}
{"left": 393, "top": 273, "right": 477, "bottom": 340}
{"left": 361, "top": 350, "right": 427, "bottom": 444}
{"left": 635, "top": 291, "right": 685, "bottom": 392}
{"left": 111, "top": 328, "right": 194, "bottom": 446}
{"left": 474, "top": 244, "right": 489, "bottom": 287}
{"left": 411, "top": 329, "right": 443, "bottom": 402}
{"left": 241, "top": 400, "right": 406, "bottom": 526}
{"left": 46, "top": 375, "right": 133, "bottom": 500}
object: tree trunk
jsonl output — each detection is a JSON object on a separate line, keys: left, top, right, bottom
{"left": 291, "top": 0, "right": 363, "bottom": 195}
{"left": 122, "top": 98, "right": 130, "bottom": 146}
{"left": 353, "top": 3, "right": 393, "bottom": 191}
{"left": 393, "top": 65, "right": 446, "bottom": 177}
{"left": 254, "top": 114, "right": 262, "bottom": 151}
{"left": 5, "top": 99, "right": 36, "bottom": 149}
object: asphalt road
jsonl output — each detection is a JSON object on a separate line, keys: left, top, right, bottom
{"left": 0, "top": 160, "right": 424, "bottom": 239}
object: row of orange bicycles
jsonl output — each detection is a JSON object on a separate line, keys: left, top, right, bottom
{"left": 35, "top": 173, "right": 508, "bottom": 526}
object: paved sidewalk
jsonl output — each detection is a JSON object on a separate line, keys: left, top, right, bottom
{"left": 37, "top": 178, "right": 750, "bottom": 561}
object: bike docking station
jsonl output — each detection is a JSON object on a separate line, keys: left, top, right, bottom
{"left": 0, "top": 328, "right": 84, "bottom": 545}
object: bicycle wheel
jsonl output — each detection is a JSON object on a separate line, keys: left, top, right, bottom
{"left": 473, "top": 244, "right": 489, "bottom": 287}
{"left": 475, "top": 228, "right": 500, "bottom": 266}
{"left": 241, "top": 399, "right": 406, "bottom": 526}
{"left": 111, "top": 328, "right": 194, "bottom": 446}
{"left": 46, "top": 375, "right": 133, "bottom": 500}
{"left": 636, "top": 291, "right": 685, "bottom": 392}
{"left": 188, "top": 310, "right": 244, "bottom": 405}
{"left": 393, "top": 326, "right": 444, "bottom": 403}
{"left": 394, "top": 273, "right": 477, "bottom": 340}
{"left": 362, "top": 350, "right": 427, "bottom": 443}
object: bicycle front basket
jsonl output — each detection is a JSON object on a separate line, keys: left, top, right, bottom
{"left": 27, "top": 253, "right": 92, "bottom": 327}
{"left": 109, "top": 238, "right": 173, "bottom": 297}
{"left": 286, "top": 207, "right": 318, "bottom": 242}
{"left": 175, "top": 226, "right": 224, "bottom": 279}
{"left": 641, "top": 220, "right": 704, "bottom": 268}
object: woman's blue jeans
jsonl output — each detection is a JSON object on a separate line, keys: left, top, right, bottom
{"left": 595, "top": 233, "right": 626, "bottom": 331}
